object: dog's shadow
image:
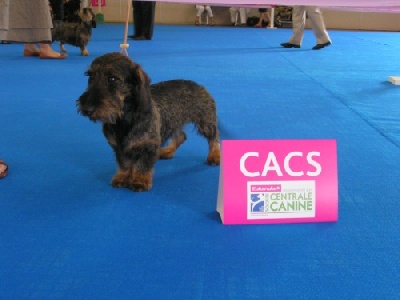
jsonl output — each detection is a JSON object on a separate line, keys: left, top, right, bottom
{"left": 148, "top": 156, "right": 221, "bottom": 215}
{"left": 154, "top": 156, "right": 219, "bottom": 186}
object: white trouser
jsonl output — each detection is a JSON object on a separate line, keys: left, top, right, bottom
{"left": 196, "top": 5, "right": 213, "bottom": 18}
{"left": 229, "top": 7, "right": 249, "bottom": 24}
{"left": 288, "top": 6, "right": 331, "bottom": 45}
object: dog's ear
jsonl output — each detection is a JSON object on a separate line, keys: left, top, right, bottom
{"left": 132, "top": 64, "right": 152, "bottom": 114}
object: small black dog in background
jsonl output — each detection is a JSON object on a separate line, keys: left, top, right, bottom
{"left": 51, "top": 8, "right": 96, "bottom": 56}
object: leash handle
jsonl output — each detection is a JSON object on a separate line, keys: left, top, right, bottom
{"left": 121, "top": 0, "right": 132, "bottom": 56}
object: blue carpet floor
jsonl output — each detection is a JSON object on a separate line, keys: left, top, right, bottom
{"left": 1, "top": 24, "right": 400, "bottom": 299}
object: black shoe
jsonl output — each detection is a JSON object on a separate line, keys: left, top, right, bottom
{"left": 132, "top": 35, "right": 150, "bottom": 41}
{"left": 312, "top": 41, "right": 331, "bottom": 50}
{"left": 280, "top": 42, "right": 300, "bottom": 48}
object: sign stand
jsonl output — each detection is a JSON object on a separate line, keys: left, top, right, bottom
{"left": 217, "top": 140, "right": 338, "bottom": 225}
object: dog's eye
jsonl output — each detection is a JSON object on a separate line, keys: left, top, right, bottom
{"left": 108, "top": 76, "right": 117, "bottom": 84}
{"left": 85, "top": 71, "right": 95, "bottom": 84}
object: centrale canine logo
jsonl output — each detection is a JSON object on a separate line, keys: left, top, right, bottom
{"left": 247, "top": 181, "right": 316, "bottom": 220}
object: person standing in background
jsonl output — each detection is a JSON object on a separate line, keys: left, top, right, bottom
{"left": 195, "top": 5, "right": 215, "bottom": 26}
{"left": 280, "top": 6, "right": 331, "bottom": 50}
{"left": 0, "top": 0, "right": 67, "bottom": 59}
{"left": 131, "top": 1, "right": 156, "bottom": 40}
{"left": 254, "top": 8, "right": 271, "bottom": 28}
{"left": 49, "top": 0, "right": 64, "bottom": 24}
{"left": 64, "top": 0, "right": 82, "bottom": 22}
{"left": 229, "top": 7, "right": 250, "bottom": 27}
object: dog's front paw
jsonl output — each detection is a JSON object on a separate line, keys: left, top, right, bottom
{"left": 159, "top": 147, "right": 175, "bottom": 159}
{"left": 206, "top": 143, "right": 220, "bottom": 166}
{"left": 207, "top": 155, "right": 220, "bottom": 166}
{"left": 129, "top": 181, "right": 152, "bottom": 192}
{"left": 111, "top": 172, "right": 130, "bottom": 188}
{"left": 129, "top": 171, "right": 153, "bottom": 192}
{"left": 81, "top": 49, "right": 89, "bottom": 56}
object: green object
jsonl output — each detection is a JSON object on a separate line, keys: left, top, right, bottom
{"left": 96, "top": 13, "right": 105, "bottom": 24}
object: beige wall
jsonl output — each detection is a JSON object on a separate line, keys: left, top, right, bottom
{"left": 94, "top": 1, "right": 400, "bottom": 31}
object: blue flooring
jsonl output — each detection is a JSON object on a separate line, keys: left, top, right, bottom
{"left": 1, "top": 24, "right": 400, "bottom": 299}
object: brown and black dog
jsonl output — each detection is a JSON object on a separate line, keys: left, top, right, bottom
{"left": 77, "top": 53, "right": 220, "bottom": 191}
{"left": 51, "top": 8, "right": 96, "bottom": 56}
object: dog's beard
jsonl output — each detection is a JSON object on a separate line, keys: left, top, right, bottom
{"left": 88, "top": 106, "right": 123, "bottom": 124}
{"left": 77, "top": 97, "right": 124, "bottom": 124}
{"left": 90, "top": 109, "right": 122, "bottom": 124}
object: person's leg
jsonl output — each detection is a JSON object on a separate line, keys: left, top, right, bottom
{"left": 238, "top": 8, "right": 248, "bottom": 24}
{"left": 263, "top": 11, "right": 271, "bottom": 27}
{"left": 23, "top": 43, "right": 65, "bottom": 58}
{"left": 133, "top": 1, "right": 144, "bottom": 38}
{"left": 306, "top": 6, "right": 331, "bottom": 46}
{"left": 287, "top": 6, "right": 306, "bottom": 46}
{"left": 196, "top": 5, "right": 204, "bottom": 17}
{"left": 38, "top": 43, "right": 67, "bottom": 59}
{"left": 254, "top": 8, "right": 266, "bottom": 28}
{"left": 206, "top": 6, "right": 215, "bottom": 25}
{"left": 140, "top": 1, "right": 155, "bottom": 39}
{"left": 64, "top": 0, "right": 81, "bottom": 22}
{"left": 24, "top": 43, "right": 41, "bottom": 55}
{"left": 205, "top": 6, "right": 213, "bottom": 17}
{"left": 49, "top": 0, "right": 64, "bottom": 22}
{"left": 255, "top": 9, "right": 266, "bottom": 28}
{"left": 229, "top": 8, "right": 237, "bottom": 25}
{"left": 195, "top": 5, "right": 204, "bottom": 25}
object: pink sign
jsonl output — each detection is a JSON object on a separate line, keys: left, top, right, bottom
{"left": 92, "top": 0, "right": 106, "bottom": 7}
{"left": 216, "top": 140, "right": 338, "bottom": 225}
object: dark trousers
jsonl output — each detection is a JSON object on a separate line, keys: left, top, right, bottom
{"left": 132, "top": 1, "right": 156, "bottom": 39}
{"left": 49, "top": 0, "right": 64, "bottom": 21}
{"left": 64, "top": 0, "right": 81, "bottom": 22}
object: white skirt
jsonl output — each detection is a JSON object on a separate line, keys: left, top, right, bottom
{"left": 0, "top": 0, "right": 53, "bottom": 42}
